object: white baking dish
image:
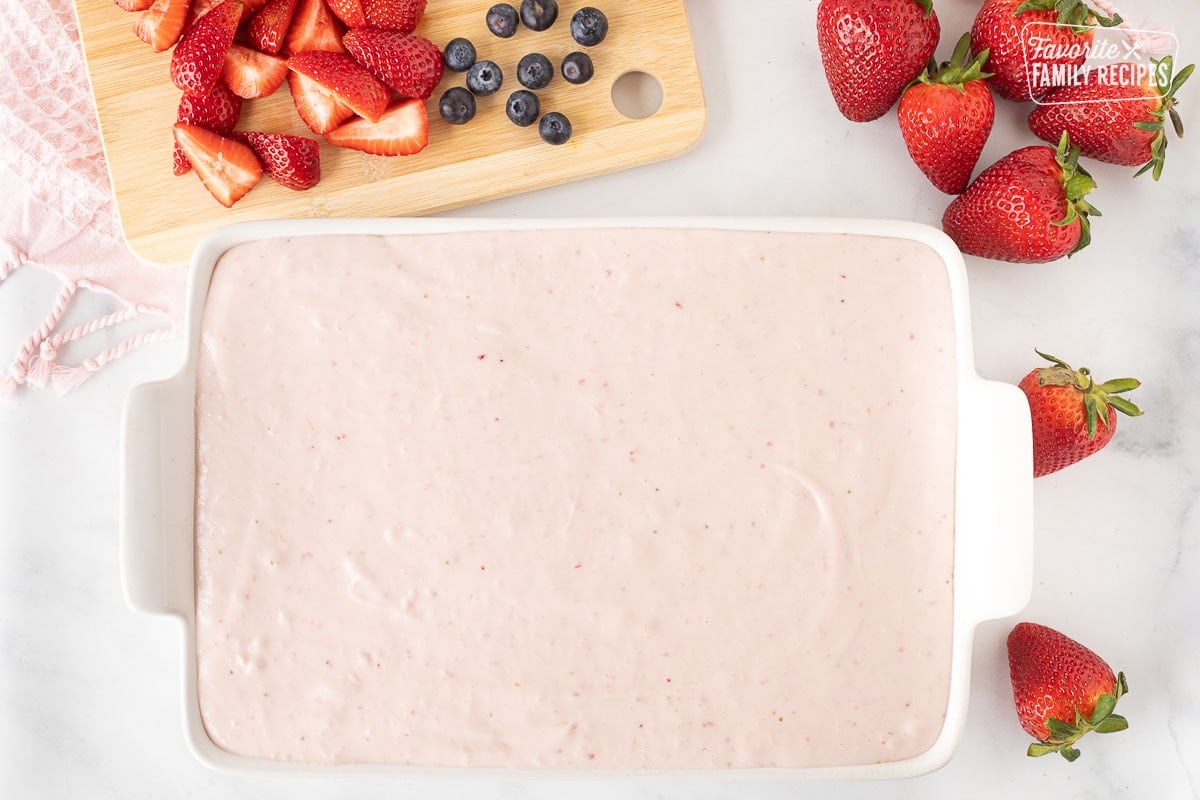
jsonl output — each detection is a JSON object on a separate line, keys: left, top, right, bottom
{"left": 120, "top": 217, "right": 1033, "bottom": 779}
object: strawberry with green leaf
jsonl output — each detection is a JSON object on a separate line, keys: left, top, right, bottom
{"left": 942, "top": 132, "right": 1100, "bottom": 263}
{"left": 1018, "top": 350, "right": 1142, "bottom": 477}
{"left": 816, "top": 0, "right": 941, "bottom": 122}
{"left": 1008, "top": 622, "right": 1129, "bottom": 762}
{"left": 971, "top": 0, "right": 1122, "bottom": 102}
{"left": 898, "top": 33, "right": 995, "bottom": 194}
{"left": 1030, "top": 56, "right": 1194, "bottom": 180}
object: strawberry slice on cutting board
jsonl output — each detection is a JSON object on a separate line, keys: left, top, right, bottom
{"left": 287, "top": 72, "right": 355, "bottom": 135}
{"left": 327, "top": 0, "right": 367, "bottom": 28}
{"left": 133, "top": 0, "right": 190, "bottom": 52}
{"left": 288, "top": 49, "right": 391, "bottom": 122}
{"left": 188, "top": 0, "right": 264, "bottom": 26}
{"left": 342, "top": 27, "right": 443, "bottom": 99}
{"left": 362, "top": 0, "right": 426, "bottom": 33}
{"left": 325, "top": 97, "right": 428, "bottom": 155}
{"left": 222, "top": 44, "right": 289, "bottom": 98}
{"left": 173, "top": 123, "right": 263, "bottom": 207}
{"left": 233, "top": 131, "right": 321, "bottom": 190}
{"left": 115, "top": 0, "right": 156, "bottom": 13}
{"left": 286, "top": 0, "right": 347, "bottom": 54}
{"left": 173, "top": 81, "right": 243, "bottom": 175}
{"left": 171, "top": 0, "right": 242, "bottom": 94}
{"left": 248, "top": 0, "right": 299, "bottom": 55}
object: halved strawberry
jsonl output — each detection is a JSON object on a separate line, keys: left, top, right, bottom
{"left": 248, "top": 0, "right": 299, "bottom": 55}
{"left": 172, "top": 123, "right": 263, "bottom": 207}
{"left": 342, "top": 28, "right": 443, "bottom": 99}
{"left": 115, "top": 0, "right": 154, "bottom": 13}
{"left": 173, "top": 81, "right": 243, "bottom": 175}
{"left": 232, "top": 131, "right": 321, "bottom": 190}
{"left": 222, "top": 44, "right": 289, "bottom": 98}
{"left": 325, "top": 97, "right": 427, "bottom": 156}
{"left": 285, "top": 0, "right": 346, "bottom": 54}
{"left": 327, "top": 0, "right": 367, "bottom": 28}
{"left": 287, "top": 72, "right": 355, "bottom": 134}
{"left": 133, "top": 0, "right": 189, "bottom": 52}
{"left": 288, "top": 50, "right": 390, "bottom": 122}
{"left": 171, "top": 0, "right": 242, "bottom": 95}
{"left": 361, "top": 0, "right": 425, "bottom": 33}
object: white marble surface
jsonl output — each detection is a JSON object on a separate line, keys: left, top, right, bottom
{"left": 3, "top": 1, "right": 1199, "bottom": 797}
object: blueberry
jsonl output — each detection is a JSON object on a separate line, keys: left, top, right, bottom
{"left": 519, "top": 0, "right": 558, "bottom": 31}
{"left": 466, "top": 60, "right": 504, "bottom": 96}
{"left": 439, "top": 87, "right": 477, "bottom": 125}
{"left": 570, "top": 7, "right": 608, "bottom": 46}
{"left": 560, "top": 51, "right": 594, "bottom": 85}
{"left": 443, "top": 38, "right": 476, "bottom": 72}
{"left": 505, "top": 90, "right": 540, "bottom": 127}
{"left": 539, "top": 111, "right": 572, "bottom": 145}
{"left": 486, "top": 4, "right": 519, "bottom": 38}
{"left": 516, "top": 53, "right": 553, "bottom": 90}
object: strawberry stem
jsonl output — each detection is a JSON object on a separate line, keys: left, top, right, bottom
{"left": 912, "top": 33, "right": 993, "bottom": 92}
{"left": 1033, "top": 350, "right": 1143, "bottom": 438}
{"left": 1049, "top": 132, "right": 1099, "bottom": 254}
{"left": 1135, "top": 57, "right": 1194, "bottom": 180}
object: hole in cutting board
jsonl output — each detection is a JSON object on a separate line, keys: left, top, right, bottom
{"left": 611, "top": 72, "right": 664, "bottom": 119}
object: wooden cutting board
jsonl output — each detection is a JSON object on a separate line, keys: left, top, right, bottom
{"left": 74, "top": 1, "right": 706, "bottom": 265}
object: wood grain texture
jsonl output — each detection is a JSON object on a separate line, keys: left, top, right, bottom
{"left": 74, "top": 0, "right": 707, "bottom": 265}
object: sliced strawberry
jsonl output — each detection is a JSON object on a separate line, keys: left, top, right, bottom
{"left": 171, "top": 0, "right": 243, "bottom": 95}
{"left": 248, "top": 0, "right": 299, "bottom": 55}
{"left": 232, "top": 131, "right": 321, "bottom": 190}
{"left": 287, "top": 72, "right": 355, "bottom": 134}
{"left": 288, "top": 50, "right": 390, "bottom": 122}
{"left": 361, "top": 0, "right": 425, "bottom": 33}
{"left": 238, "top": 0, "right": 269, "bottom": 19}
{"left": 285, "top": 0, "right": 346, "bottom": 54}
{"left": 325, "top": 97, "right": 427, "bottom": 156}
{"left": 188, "top": 0, "right": 264, "bottom": 26}
{"left": 186, "top": 0, "right": 222, "bottom": 24}
{"left": 327, "top": 0, "right": 366, "bottom": 28}
{"left": 133, "top": 0, "right": 189, "bottom": 52}
{"left": 342, "top": 28, "right": 442, "bottom": 100}
{"left": 222, "top": 44, "right": 289, "bottom": 98}
{"left": 115, "top": 0, "right": 155, "bottom": 12}
{"left": 173, "top": 82, "right": 243, "bottom": 175}
{"left": 172, "top": 123, "right": 263, "bottom": 207}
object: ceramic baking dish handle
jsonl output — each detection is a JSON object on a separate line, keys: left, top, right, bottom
{"left": 120, "top": 377, "right": 194, "bottom": 617}
{"left": 957, "top": 378, "right": 1035, "bottom": 625}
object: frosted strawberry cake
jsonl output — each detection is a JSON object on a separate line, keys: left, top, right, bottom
{"left": 193, "top": 227, "right": 958, "bottom": 768}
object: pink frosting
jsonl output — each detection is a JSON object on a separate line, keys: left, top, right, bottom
{"left": 194, "top": 229, "right": 958, "bottom": 768}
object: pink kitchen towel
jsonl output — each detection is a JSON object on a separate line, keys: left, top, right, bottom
{"left": 0, "top": 0, "right": 183, "bottom": 398}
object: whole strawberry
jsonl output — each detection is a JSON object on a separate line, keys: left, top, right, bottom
{"left": 971, "top": 0, "right": 1120, "bottom": 102}
{"left": 1008, "top": 622, "right": 1129, "bottom": 761}
{"left": 1030, "top": 56, "right": 1194, "bottom": 180}
{"left": 816, "top": 0, "right": 940, "bottom": 122}
{"left": 942, "top": 132, "right": 1099, "bottom": 263}
{"left": 898, "top": 33, "right": 995, "bottom": 194}
{"left": 1018, "top": 350, "right": 1142, "bottom": 476}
